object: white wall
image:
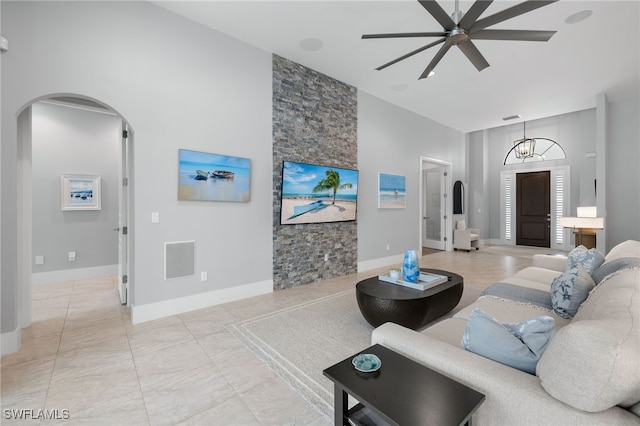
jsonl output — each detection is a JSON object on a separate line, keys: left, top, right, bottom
{"left": 2, "top": 1, "right": 273, "bottom": 334}
{"left": 357, "top": 91, "right": 465, "bottom": 265}
{"left": 31, "top": 101, "right": 121, "bottom": 274}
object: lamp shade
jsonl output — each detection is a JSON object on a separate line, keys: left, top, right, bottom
{"left": 577, "top": 206, "right": 597, "bottom": 218}
{"left": 558, "top": 216, "right": 604, "bottom": 229}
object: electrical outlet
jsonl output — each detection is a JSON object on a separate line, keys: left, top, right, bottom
{"left": 324, "top": 253, "right": 329, "bottom": 262}
{"left": 201, "top": 271, "right": 208, "bottom": 282}
{"left": 68, "top": 251, "right": 76, "bottom": 261}
{"left": 35, "top": 255, "right": 44, "bottom": 265}
{"left": 386, "top": 244, "right": 390, "bottom": 251}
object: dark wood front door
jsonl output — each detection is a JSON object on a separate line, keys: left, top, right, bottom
{"left": 516, "top": 171, "right": 550, "bottom": 247}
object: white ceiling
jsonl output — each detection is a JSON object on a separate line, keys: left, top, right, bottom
{"left": 154, "top": 0, "right": 640, "bottom": 133}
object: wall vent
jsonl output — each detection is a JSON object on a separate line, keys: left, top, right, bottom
{"left": 164, "top": 241, "right": 195, "bottom": 280}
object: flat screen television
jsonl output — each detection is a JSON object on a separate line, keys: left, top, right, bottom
{"left": 280, "top": 161, "right": 359, "bottom": 225}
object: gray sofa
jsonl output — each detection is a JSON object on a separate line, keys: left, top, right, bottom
{"left": 372, "top": 240, "right": 640, "bottom": 425}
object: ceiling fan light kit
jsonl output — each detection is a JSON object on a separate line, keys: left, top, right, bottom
{"left": 363, "top": 0, "right": 559, "bottom": 79}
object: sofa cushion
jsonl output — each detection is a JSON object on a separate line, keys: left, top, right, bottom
{"left": 462, "top": 308, "right": 554, "bottom": 374}
{"left": 481, "top": 282, "right": 552, "bottom": 310}
{"left": 591, "top": 257, "right": 640, "bottom": 285}
{"left": 538, "top": 269, "right": 640, "bottom": 412}
{"left": 604, "top": 240, "right": 640, "bottom": 262}
{"left": 550, "top": 266, "right": 595, "bottom": 319}
{"left": 566, "top": 245, "right": 605, "bottom": 275}
{"left": 456, "top": 220, "right": 466, "bottom": 230}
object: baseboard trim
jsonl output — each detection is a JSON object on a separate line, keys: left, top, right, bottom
{"left": 1, "top": 325, "right": 21, "bottom": 355}
{"left": 131, "top": 279, "right": 273, "bottom": 324}
{"left": 358, "top": 254, "right": 404, "bottom": 273}
{"left": 32, "top": 264, "right": 118, "bottom": 286}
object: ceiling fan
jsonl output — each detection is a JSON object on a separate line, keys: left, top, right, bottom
{"left": 362, "top": 0, "right": 558, "bottom": 79}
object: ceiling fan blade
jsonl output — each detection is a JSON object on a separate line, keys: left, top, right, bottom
{"left": 470, "top": 0, "right": 558, "bottom": 33}
{"left": 418, "top": 0, "right": 456, "bottom": 31}
{"left": 457, "top": 40, "right": 490, "bottom": 71}
{"left": 376, "top": 38, "right": 446, "bottom": 71}
{"left": 362, "top": 32, "right": 448, "bottom": 39}
{"left": 419, "top": 43, "right": 452, "bottom": 79}
{"left": 458, "top": 0, "right": 494, "bottom": 30}
{"left": 471, "top": 29, "right": 556, "bottom": 42}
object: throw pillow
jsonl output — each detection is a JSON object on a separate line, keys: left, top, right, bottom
{"left": 566, "top": 245, "right": 605, "bottom": 275}
{"left": 461, "top": 308, "right": 555, "bottom": 374}
{"left": 550, "top": 265, "right": 595, "bottom": 319}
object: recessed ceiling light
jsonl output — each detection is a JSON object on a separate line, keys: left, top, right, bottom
{"left": 299, "top": 37, "right": 323, "bottom": 52}
{"left": 565, "top": 10, "right": 593, "bottom": 24}
{"left": 390, "top": 84, "right": 408, "bottom": 92}
{"left": 426, "top": 71, "right": 436, "bottom": 78}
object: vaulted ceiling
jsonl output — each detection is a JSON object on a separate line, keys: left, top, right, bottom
{"left": 155, "top": 1, "right": 639, "bottom": 133}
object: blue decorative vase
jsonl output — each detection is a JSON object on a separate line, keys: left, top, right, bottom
{"left": 402, "top": 249, "right": 420, "bottom": 283}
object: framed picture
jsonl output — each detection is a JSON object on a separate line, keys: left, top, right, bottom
{"left": 378, "top": 173, "right": 406, "bottom": 209}
{"left": 178, "top": 149, "right": 251, "bottom": 202}
{"left": 60, "top": 174, "right": 101, "bottom": 211}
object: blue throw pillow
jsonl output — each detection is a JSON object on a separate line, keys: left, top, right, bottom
{"left": 566, "top": 245, "right": 605, "bottom": 275}
{"left": 550, "top": 265, "right": 595, "bottom": 319}
{"left": 461, "top": 308, "right": 555, "bottom": 374}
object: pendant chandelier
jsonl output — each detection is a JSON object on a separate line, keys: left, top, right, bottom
{"left": 503, "top": 121, "right": 566, "bottom": 165}
{"left": 513, "top": 122, "right": 535, "bottom": 159}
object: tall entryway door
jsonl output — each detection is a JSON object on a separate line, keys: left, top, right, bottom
{"left": 117, "top": 121, "right": 130, "bottom": 305}
{"left": 516, "top": 171, "right": 550, "bottom": 247}
{"left": 420, "top": 158, "right": 451, "bottom": 251}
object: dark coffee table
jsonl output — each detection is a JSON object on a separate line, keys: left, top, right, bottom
{"left": 356, "top": 268, "right": 463, "bottom": 330}
{"left": 323, "top": 344, "right": 485, "bottom": 426}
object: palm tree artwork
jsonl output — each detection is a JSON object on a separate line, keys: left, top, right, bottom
{"left": 312, "top": 170, "right": 353, "bottom": 205}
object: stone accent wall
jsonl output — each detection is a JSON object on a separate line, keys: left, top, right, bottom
{"left": 272, "top": 55, "right": 358, "bottom": 290}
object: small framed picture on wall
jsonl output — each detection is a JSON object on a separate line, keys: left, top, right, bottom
{"left": 60, "top": 174, "right": 102, "bottom": 211}
{"left": 378, "top": 173, "right": 406, "bottom": 209}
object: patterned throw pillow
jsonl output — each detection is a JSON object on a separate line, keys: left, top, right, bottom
{"left": 462, "top": 308, "right": 555, "bottom": 374}
{"left": 566, "top": 245, "right": 605, "bottom": 275}
{"left": 550, "top": 265, "right": 596, "bottom": 319}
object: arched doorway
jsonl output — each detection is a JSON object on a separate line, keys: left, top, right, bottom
{"left": 15, "top": 94, "right": 133, "bottom": 336}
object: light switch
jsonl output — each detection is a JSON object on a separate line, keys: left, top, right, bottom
{"left": 151, "top": 212, "right": 160, "bottom": 223}
{"left": 35, "top": 255, "right": 44, "bottom": 265}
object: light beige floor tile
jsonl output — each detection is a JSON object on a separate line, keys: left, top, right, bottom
{"left": 58, "top": 321, "right": 127, "bottom": 354}
{"left": 1, "top": 355, "right": 55, "bottom": 411}
{"left": 176, "top": 395, "right": 260, "bottom": 426}
{"left": 240, "top": 377, "right": 321, "bottom": 425}
{"left": 52, "top": 333, "right": 132, "bottom": 381}
{"left": 141, "top": 363, "right": 235, "bottom": 426}
{"left": 20, "top": 319, "right": 65, "bottom": 343}
{"left": 197, "top": 328, "right": 245, "bottom": 362}
{"left": 65, "top": 290, "right": 121, "bottom": 316}
{"left": 44, "top": 359, "right": 140, "bottom": 414}
{"left": 134, "top": 339, "right": 213, "bottom": 390}
{"left": 32, "top": 281, "right": 74, "bottom": 301}
{"left": 213, "top": 346, "right": 278, "bottom": 395}
{"left": 0, "top": 334, "right": 61, "bottom": 367}
{"left": 178, "top": 305, "right": 238, "bottom": 338}
{"left": 63, "top": 306, "right": 125, "bottom": 330}
{"left": 126, "top": 316, "right": 194, "bottom": 358}
{"left": 31, "top": 296, "right": 70, "bottom": 322}
{"left": 42, "top": 389, "right": 149, "bottom": 425}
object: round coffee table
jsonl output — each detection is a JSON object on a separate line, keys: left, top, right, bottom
{"left": 356, "top": 268, "right": 463, "bottom": 330}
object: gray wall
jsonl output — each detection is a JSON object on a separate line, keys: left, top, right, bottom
{"left": 357, "top": 91, "right": 465, "bottom": 262}
{"left": 272, "top": 55, "right": 358, "bottom": 290}
{"left": 2, "top": 0, "right": 273, "bottom": 335}
{"left": 606, "top": 97, "right": 640, "bottom": 248}
{"left": 31, "top": 101, "right": 121, "bottom": 273}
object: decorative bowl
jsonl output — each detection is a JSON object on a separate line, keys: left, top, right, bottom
{"left": 352, "top": 353, "right": 382, "bottom": 372}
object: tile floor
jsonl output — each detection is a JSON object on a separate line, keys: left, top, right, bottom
{"left": 1, "top": 246, "right": 559, "bottom": 425}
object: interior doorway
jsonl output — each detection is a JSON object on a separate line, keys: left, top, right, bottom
{"left": 16, "top": 95, "right": 133, "bottom": 331}
{"left": 420, "top": 158, "right": 451, "bottom": 251}
{"left": 516, "top": 171, "right": 550, "bottom": 247}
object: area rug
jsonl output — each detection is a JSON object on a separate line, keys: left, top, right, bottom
{"left": 227, "top": 285, "right": 483, "bottom": 419}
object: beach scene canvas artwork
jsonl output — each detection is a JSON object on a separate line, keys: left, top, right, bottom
{"left": 178, "top": 149, "right": 251, "bottom": 202}
{"left": 378, "top": 173, "right": 406, "bottom": 209}
{"left": 61, "top": 174, "right": 101, "bottom": 210}
{"left": 280, "top": 161, "right": 359, "bottom": 225}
